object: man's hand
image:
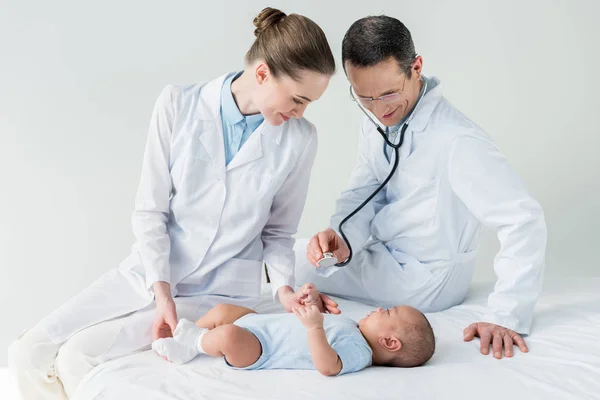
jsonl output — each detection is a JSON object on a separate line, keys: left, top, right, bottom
{"left": 152, "top": 282, "right": 178, "bottom": 341}
{"left": 306, "top": 228, "right": 350, "bottom": 267}
{"left": 463, "top": 322, "right": 528, "bottom": 359}
{"left": 294, "top": 305, "right": 325, "bottom": 331}
{"left": 318, "top": 293, "right": 341, "bottom": 314}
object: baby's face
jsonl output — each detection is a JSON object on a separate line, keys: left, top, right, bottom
{"left": 358, "top": 306, "right": 420, "bottom": 341}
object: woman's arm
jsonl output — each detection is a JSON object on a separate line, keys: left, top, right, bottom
{"left": 261, "top": 128, "right": 318, "bottom": 309}
{"left": 132, "top": 85, "right": 179, "bottom": 339}
{"left": 132, "top": 85, "right": 178, "bottom": 293}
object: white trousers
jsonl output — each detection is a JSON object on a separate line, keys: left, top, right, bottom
{"left": 294, "top": 239, "right": 476, "bottom": 313}
{"left": 7, "top": 298, "right": 240, "bottom": 400}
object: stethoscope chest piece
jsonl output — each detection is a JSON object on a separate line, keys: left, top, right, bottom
{"left": 317, "top": 252, "right": 339, "bottom": 268}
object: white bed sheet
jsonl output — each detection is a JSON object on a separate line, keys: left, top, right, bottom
{"left": 73, "top": 277, "right": 600, "bottom": 400}
{"left": 1, "top": 368, "right": 18, "bottom": 400}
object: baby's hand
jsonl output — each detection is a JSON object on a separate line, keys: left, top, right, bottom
{"left": 293, "top": 305, "right": 324, "bottom": 330}
{"left": 296, "top": 283, "right": 325, "bottom": 313}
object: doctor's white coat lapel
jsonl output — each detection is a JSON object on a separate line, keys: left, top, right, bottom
{"left": 195, "top": 76, "right": 226, "bottom": 171}
{"left": 194, "top": 76, "right": 283, "bottom": 173}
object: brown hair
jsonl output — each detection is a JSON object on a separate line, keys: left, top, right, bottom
{"left": 245, "top": 7, "right": 336, "bottom": 81}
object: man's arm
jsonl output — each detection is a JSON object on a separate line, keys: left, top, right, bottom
{"left": 449, "top": 133, "right": 546, "bottom": 358}
{"left": 448, "top": 133, "right": 547, "bottom": 334}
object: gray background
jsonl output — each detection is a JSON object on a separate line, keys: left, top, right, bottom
{"left": 1, "top": 0, "right": 599, "bottom": 365}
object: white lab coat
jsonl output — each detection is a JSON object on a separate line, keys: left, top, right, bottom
{"left": 300, "top": 76, "right": 546, "bottom": 334}
{"left": 39, "top": 73, "right": 317, "bottom": 344}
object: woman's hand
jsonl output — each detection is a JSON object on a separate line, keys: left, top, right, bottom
{"left": 278, "top": 285, "right": 340, "bottom": 314}
{"left": 152, "top": 282, "right": 178, "bottom": 341}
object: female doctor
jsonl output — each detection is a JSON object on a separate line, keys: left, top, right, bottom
{"left": 9, "top": 7, "right": 337, "bottom": 399}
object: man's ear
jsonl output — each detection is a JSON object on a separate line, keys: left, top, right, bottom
{"left": 412, "top": 55, "right": 423, "bottom": 77}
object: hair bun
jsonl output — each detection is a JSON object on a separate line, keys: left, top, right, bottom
{"left": 253, "top": 7, "right": 286, "bottom": 37}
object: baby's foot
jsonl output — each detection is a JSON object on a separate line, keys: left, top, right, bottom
{"left": 152, "top": 319, "right": 207, "bottom": 364}
{"left": 152, "top": 337, "right": 200, "bottom": 364}
{"left": 173, "top": 318, "right": 206, "bottom": 349}
{"left": 299, "top": 283, "right": 325, "bottom": 313}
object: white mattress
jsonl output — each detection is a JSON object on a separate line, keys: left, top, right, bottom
{"left": 60, "top": 276, "right": 600, "bottom": 399}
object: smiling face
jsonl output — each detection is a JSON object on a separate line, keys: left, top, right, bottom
{"left": 346, "top": 56, "right": 423, "bottom": 127}
{"left": 252, "top": 63, "right": 331, "bottom": 126}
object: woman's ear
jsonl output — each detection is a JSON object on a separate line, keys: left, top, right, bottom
{"left": 255, "top": 63, "right": 270, "bottom": 85}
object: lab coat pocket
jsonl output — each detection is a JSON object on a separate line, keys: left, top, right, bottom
{"left": 397, "top": 166, "right": 438, "bottom": 193}
{"left": 242, "top": 166, "right": 273, "bottom": 194}
{"left": 177, "top": 156, "right": 217, "bottom": 202}
{"left": 233, "top": 167, "right": 274, "bottom": 217}
{"left": 390, "top": 249, "right": 436, "bottom": 284}
{"left": 361, "top": 245, "right": 435, "bottom": 300}
{"left": 392, "top": 168, "right": 440, "bottom": 227}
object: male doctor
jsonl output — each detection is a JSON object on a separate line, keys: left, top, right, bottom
{"left": 296, "top": 15, "right": 547, "bottom": 359}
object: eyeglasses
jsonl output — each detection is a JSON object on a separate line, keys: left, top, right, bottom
{"left": 349, "top": 74, "right": 408, "bottom": 107}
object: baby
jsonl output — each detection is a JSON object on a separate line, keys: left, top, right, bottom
{"left": 152, "top": 284, "right": 435, "bottom": 376}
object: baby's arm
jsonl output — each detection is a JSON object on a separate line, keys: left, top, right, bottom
{"left": 294, "top": 305, "right": 342, "bottom": 376}
{"left": 195, "top": 304, "right": 257, "bottom": 329}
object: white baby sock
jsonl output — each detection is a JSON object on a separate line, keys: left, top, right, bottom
{"left": 173, "top": 318, "right": 209, "bottom": 353}
{"left": 151, "top": 319, "right": 209, "bottom": 364}
{"left": 152, "top": 337, "right": 199, "bottom": 364}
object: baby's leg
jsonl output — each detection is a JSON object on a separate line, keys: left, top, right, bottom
{"left": 152, "top": 305, "right": 257, "bottom": 365}
{"left": 195, "top": 304, "right": 257, "bottom": 329}
{"left": 201, "top": 324, "right": 261, "bottom": 368}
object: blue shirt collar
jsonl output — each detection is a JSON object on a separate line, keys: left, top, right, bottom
{"left": 221, "top": 71, "right": 263, "bottom": 127}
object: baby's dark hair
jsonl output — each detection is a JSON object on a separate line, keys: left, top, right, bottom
{"left": 387, "top": 312, "right": 435, "bottom": 368}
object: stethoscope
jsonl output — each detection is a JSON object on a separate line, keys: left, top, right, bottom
{"left": 317, "top": 77, "right": 428, "bottom": 268}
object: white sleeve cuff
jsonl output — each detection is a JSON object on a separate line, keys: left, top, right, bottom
{"left": 481, "top": 312, "right": 523, "bottom": 334}
{"left": 146, "top": 271, "right": 171, "bottom": 293}
{"left": 268, "top": 269, "right": 295, "bottom": 303}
